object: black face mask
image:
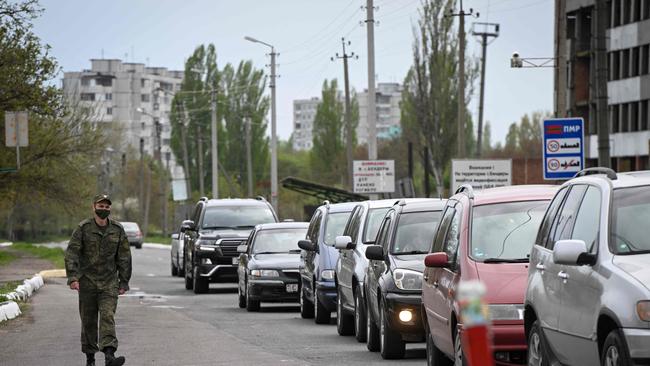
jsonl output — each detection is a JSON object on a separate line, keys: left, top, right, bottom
{"left": 95, "top": 209, "right": 110, "bottom": 219}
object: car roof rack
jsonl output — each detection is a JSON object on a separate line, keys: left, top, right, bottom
{"left": 255, "top": 195, "right": 267, "bottom": 201}
{"left": 574, "top": 167, "right": 617, "bottom": 180}
{"left": 199, "top": 197, "right": 208, "bottom": 202}
{"left": 322, "top": 200, "right": 331, "bottom": 208}
{"left": 455, "top": 184, "right": 475, "bottom": 199}
{"left": 397, "top": 199, "right": 407, "bottom": 206}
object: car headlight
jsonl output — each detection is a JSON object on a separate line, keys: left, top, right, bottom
{"left": 393, "top": 269, "right": 422, "bottom": 291}
{"left": 488, "top": 304, "right": 525, "bottom": 321}
{"left": 250, "top": 269, "right": 280, "bottom": 277}
{"left": 637, "top": 301, "right": 650, "bottom": 322}
{"left": 321, "top": 270, "right": 335, "bottom": 280}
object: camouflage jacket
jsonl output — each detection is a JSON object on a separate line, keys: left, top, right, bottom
{"left": 65, "top": 218, "right": 132, "bottom": 290}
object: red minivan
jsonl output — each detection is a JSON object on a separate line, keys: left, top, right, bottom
{"left": 422, "top": 185, "right": 557, "bottom": 366}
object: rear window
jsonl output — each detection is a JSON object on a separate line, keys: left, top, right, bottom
{"left": 122, "top": 222, "right": 140, "bottom": 231}
{"left": 471, "top": 201, "right": 549, "bottom": 262}
{"left": 363, "top": 207, "right": 391, "bottom": 243}
{"left": 611, "top": 185, "right": 650, "bottom": 255}
{"left": 391, "top": 211, "right": 442, "bottom": 254}
{"left": 324, "top": 212, "right": 352, "bottom": 245}
{"left": 252, "top": 228, "right": 308, "bottom": 254}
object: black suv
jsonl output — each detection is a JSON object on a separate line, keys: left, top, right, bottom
{"left": 182, "top": 197, "right": 278, "bottom": 294}
{"left": 364, "top": 199, "right": 445, "bottom": 359}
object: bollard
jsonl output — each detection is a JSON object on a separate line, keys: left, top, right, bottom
{"left": 457, "top": 280, "right": 494, "bottom": 366}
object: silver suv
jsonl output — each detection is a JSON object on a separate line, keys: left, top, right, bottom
{"left": 525, "top": 168, "right": 650, "bottom": 366}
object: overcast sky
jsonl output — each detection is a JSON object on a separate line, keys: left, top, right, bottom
{"left": 34, "top": 0, "right": 554, "bottom": 144}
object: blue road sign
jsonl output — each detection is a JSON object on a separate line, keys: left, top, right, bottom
{"left": 543, "top": 118, "right": 584, "bottom": 180}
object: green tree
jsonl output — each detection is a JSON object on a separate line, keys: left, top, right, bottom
{"left": 311, "top": 79, "right": 345, "bottom": 186}
{"left": 401, "top": 0, "right": 477, "bottom": 197}
{"left": 488, "top": 111, "right": 549, "bottom": 158}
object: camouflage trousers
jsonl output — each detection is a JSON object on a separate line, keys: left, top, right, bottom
{"left": 78, "top": 278, "right": 119, "bottom": 354}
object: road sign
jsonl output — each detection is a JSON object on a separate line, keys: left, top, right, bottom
{"left": 4, "top": 111, "right": 29, "bottom": 147}
{"left": 543, "top": 118, "right": 584, "bottom": 180}
{"left": 451, "top": 159, "right": 512, "bottom": 193}
{"left": 353, "top": 160, "right": 395, "bottom": 194}
{"left": 172, "top": 179, "right": 188, "bottom": 201}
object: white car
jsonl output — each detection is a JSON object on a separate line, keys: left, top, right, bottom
{"left": 170, "top": 220, "right": 191, "bottom": 277}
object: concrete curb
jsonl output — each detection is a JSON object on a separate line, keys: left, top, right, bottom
{"left": 0, "top": 274, "right": 44, "bottom": 323}
{"left": 39, "top": 269, "right": 67, "bottom": 278}
{"left": 143, "top": 243, "right": 170, "bottom": 250}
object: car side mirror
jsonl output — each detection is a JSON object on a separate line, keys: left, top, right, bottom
{"left": 298, "top": 240, "right": 317, "bottom": 252}
{"left": 171, "top": 233, "right": 179, "bottom": 240}
{"left": 424, "top": 252, "right": 449, "bottom": 268}
{"left": 553, "top": 240, "right": 593, "bottom": 265}
{"left": 180, "top": 219, "right": 195, "bottom": 232}
{"left": 334, "top": 235, "right": 355, "bottom": 250}
{"left": 365, "top": 245, "right": 384, "bottom": 261}
{"left": 237, "top": 244, "right": 248, "bottom": 254}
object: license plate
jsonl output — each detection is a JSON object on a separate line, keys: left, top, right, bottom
{"left": 286, "top": 284, "right": 298, "bottom": 293}
{"left": 232, "top": 257, "right": 239, "bottom": 265}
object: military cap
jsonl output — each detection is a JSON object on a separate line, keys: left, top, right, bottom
{"left": 93, "top": 194, "right": 112, "bottom": 205}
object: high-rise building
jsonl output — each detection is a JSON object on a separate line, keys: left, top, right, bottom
{"left": 292, "top": 97, "right": 320, "bottom": 151}
{"left": 62, "top": 59, "right": 184, "bottom": 177}
{"left": 357, "top": 82, "right": 402, "bottom": 145}
{"left": 291, "top": 82, "right": 402, "bottom": 151}
{"left": 563, "top": 1, "right": 650, "bottom": 170}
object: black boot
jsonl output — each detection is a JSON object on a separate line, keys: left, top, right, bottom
{"left": 103, "top": 347, "right": 125, "bottom": 366}
{"left": 85, "top": 353, "right": 95, "bottom": 366}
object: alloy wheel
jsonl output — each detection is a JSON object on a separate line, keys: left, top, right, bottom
{"left": 528, "top": 331, "right": 543, "bottom": 366}
{"left": 380, "top": 306, "right": 385, "bottom": 352}
{"left": 454, "top": 330, "right": 463, "bottom": 366}
{"left": 355, "top": 295, "right": 361, "bottom": 335}
{"left": 605, "top": 345, "right": 620, "bottom": 366}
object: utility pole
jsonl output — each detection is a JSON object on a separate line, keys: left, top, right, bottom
{"left": 180, "top": 101, "right": 192, "bottom": 200}
{"left": 365, "top": 0, "right": 377, "bottom": 162}
{"left": 450, "top": 0, "right": 476, "bottom": 158}
{"left": 142, "top": 161, "right": 152, "bottom": 238}
{"left": 211, "top": 89, "right": 219, "bottom": 199}
{"left": 270, "top": 49, "right": 278, "bottom": 213}
{"left": 121, "top": 153, "right": 127, "bottom": 219}
{"left": 595, "top": 0, "right": 610, "bottom": 168}
{"left": 554, "top": 0, "right": 567, "bottom": 118}
{"left": 139, "top": 137, "right": 145, "bottom": 222}
{"left": 472, "top": 22, "right": 499, "bottom": 157}
{"left": 196, "top": 124, "right": 204, "bottom": 197}
{"left": 245, "top": 117, "right": 253, "bottom": 197}
{"left": 332, "top": 37, "right": 358, "bottom": 189}
{"left": 163, "top": 152, "right": 170, "bottom": 236}
{"left": 423, "top": 147, "right": 431, "bottom": 198}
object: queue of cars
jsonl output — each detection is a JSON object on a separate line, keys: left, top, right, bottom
{"left": 168, "top": 167, "right": 650, "bottom": 366}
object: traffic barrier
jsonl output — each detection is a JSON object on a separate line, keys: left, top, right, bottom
{"left": 0, "top": 274, "right": 44, "bottom": 323}
{"left": 457, "top": 281, "right": 494, "bottom": 366}
{"left": 0, "top": 301, "right": 21, "bottom": 321}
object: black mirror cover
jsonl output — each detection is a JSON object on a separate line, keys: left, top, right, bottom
{"left": 365, "top": 245, "right": 384, "bottom": 261}
{"left": 298, "top": 240, "right": 316, "bottom": 251}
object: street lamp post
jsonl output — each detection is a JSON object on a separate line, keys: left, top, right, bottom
{"left": 244, "top": 36, "right": 278, "bottom": 214}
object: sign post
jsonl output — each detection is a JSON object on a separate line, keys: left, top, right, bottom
{"left": 4, "top": 111, "right": 29, "bottom": 171}
{"left": 451, "top": 159, "right": 512, "bottom": 194}
{"left": 353, "top": 160, "right": 395, "bottom": 194}
{"left": 543, "top": 118, "right": 584, "bottom": 180}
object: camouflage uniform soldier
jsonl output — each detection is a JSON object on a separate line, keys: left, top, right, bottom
{"left": 65, "top": 194, "right": 132, "bottom": 366}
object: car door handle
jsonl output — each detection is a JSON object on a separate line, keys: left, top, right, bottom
{"left": 558, "top": 271, "right": 569, "bottom": 281}
{"left": 536, "top": 263, "right": 546, "bottom": 271}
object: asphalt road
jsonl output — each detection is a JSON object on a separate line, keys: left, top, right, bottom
{"left": 0, "top": 246, "right": 425, "bottom": 365}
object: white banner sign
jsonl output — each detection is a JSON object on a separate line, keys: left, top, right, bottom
{"left": 5, "top": 111, "right": 28, "bottom": 147}
{"left": 451, "top": 159, "right": 512, "bottom": 193}
{"left": 172, "top": 179, "right": 188, "bottom": 201}
{"left": 353, "top": 160, "right": 395, "bottom": 194}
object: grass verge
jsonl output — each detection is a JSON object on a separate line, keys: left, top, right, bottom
{"left": 144, "top": 235, "right": 172, "bottom": 245}
{"left": 0, "top": 250, "right": 17, "bottom": 266}
{"left": 11, "top": 243, "right": 65, "bottom": 268}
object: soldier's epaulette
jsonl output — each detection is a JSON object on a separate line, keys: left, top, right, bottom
{"left": 110, "top": 220, "right": 124, "bottom": 229}
{"left": 78, "top": 218, "right": 92, "bottom": 227}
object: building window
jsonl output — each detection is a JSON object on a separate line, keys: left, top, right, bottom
{"left": 622, "top": 103, "right": 630, "bottom": 132}
{"left": 612, "top": 104, "right": 620, "bottom": 132}
{"left": 295, "top": 123, "right": 301, "bottom": 129}
{"left": 96, "top": 78, "right": 112, "bottom": 87}
{"left": 153, "top": 103, "right": 159, "bottom": 111}
{"left": 141, "top": 79, "right": 146, "bottom": 88}
{"left": 613, "top": 0, "right": 621, "bottom": 27}
{"left": 622, "top": 49, "right": 630, "bottom": 78}
{"left": 642, "top": 100, "right": 649, "bottom": 131}
{"left": 632, "top": 47, "right": 640, "bottom": 77}
{"left": 644, "top": 0, "right": 650, "bottom": 20}
{"left": 141, "top": 94, "right": 150, "bottom": 102}
{"left": 81, "top": 78, "right": 90, "bottom": 86}
{"left": 642, "top": 45, "right": 650, "bottom": 75}
{"left": 105, "top": 93, "right": 112, "bottom": 101}
{"left": 80, "top": 93, "right": 95, "bottom": 101}
{"left": 611, "top": 51, "right": 620, "bottom": 80}
{"left": 107, "top": 107, "right": 112, "bottom": 115}
{"left": 635, "top": 0, "right": 642, "bottom": 21}
{"left": 623, "top": 0, "right": 631, "bottom": 24}
{"left": 631, "top": 101, "right": 639, "bottom": 131}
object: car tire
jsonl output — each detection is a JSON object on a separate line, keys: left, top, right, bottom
{"left": 171, "top": 262, "right": 178, "bottom": 277}
{"left": 426, "top": 322, "right": 451, "bottom": 366}
{"left": 136, "top": 243, "right": 142, "bottom": 249}
{"left": 336, "top": 287, "right": 354, "bottom": 336}
{"left": 184, "top": 262, "right": 193, "bottom": 290}
{"left": 453, "top": 327, "right": 467, "bottom": 366}
{"left": 601, "top": 329, "right": 632, "bottom": 366}
{"left": 238, "top": 282, "right": 246, "bottom": 308}
{"left": 366, "top": 299, "right": 380, "bottom": 352}
{"left": 527, "top": 320, "right": 550, "bottom": 366}
{"left": 314, "top": 291, "right": 331, "bottom": 324}
{"left": 300, "top": 286, "right": 314, "bottom": 319}
{"left": 379, "top": 300, "right": 405, "bottom": 359}
{"left": 354, "top": 287, "right": 367, "bottom": 343}
{"left": 246, "top": 288, "right": 260, "bottom": 312}
{"left": 193, "top": 267, "right": 208, "bottom": 294}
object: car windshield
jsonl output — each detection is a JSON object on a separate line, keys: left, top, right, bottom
{"left": 201, "top": 206, "right": 276, "bottom": 229}
{"left": 391, "top": 211, "right": 442, "bottom": 254}
{"left": 363, "top": 207, "right": 391, "bottom": 243}
{"left": 252, "top": 228, "right": 308, "bottom": 254}
{"left": 611, "top": 186, "right": 650, "bottom": 255}
{"left": 324, "top": 212, "right": 352, "bottom": 245}
{"left": 471, "top": 201, "right": 549, "bottom": 262}
{"left": 122, "top": 222, "right": 139, "bottom": 231}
